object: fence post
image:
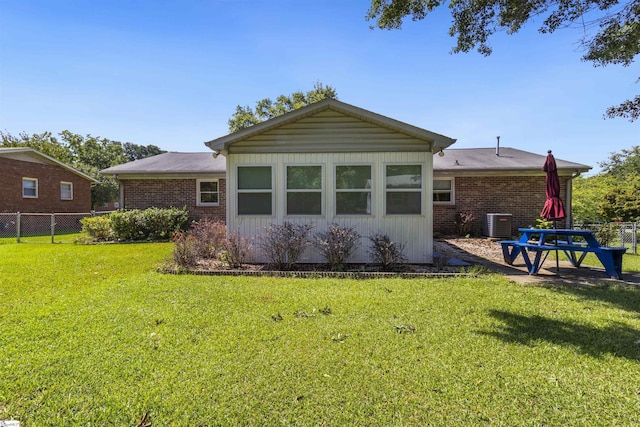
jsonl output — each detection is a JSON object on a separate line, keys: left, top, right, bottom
{"left": 16, "top": 212, "right": 21, "bottom": 243}
{"left": 51, "top": 214, "right": 56, "bottom": 243}
{"left": 634, "top": 222, "right": 638, "bottom": 255}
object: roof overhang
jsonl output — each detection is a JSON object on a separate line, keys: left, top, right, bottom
{"left": 0, "top": 147, "right": 99, "bottom": 183}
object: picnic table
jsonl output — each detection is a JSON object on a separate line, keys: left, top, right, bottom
{"left": 499, "top": 228, "right": 627, "bottom": 279}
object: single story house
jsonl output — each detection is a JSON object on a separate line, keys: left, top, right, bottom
{"left": 0, "top": 147, "right": 97, "bottom": 213}
{"left": 101, "top": 99, "right": 590, "bottom": 263}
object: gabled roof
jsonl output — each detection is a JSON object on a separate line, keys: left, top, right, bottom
{"left": 0, "top": 147, "right": 98, "bottom": 182}
{"left": 205, "top": 99, "right": 457, "bottom": 153}
{"left": 100, "top": 152, "right": 226, "bottom": 176}
{"left": 434, "top": 147, "right": 591, "bottom": 176}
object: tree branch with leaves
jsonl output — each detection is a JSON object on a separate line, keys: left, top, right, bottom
{"left": 367, "top": 0, "right": 640, "bottom": 121}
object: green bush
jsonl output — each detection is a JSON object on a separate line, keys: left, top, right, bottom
{"left": 80, "top": 216, "right": 113, "bottom": 241}
{"left": 110, "top": 207, "right": 189, "bottom": 241}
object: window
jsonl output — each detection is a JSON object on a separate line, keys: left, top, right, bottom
{"left": 197, "top": 179, "right": 219, "bottom": 206}
{"left": 286, "top": 165, "right": 322, "bottom": 215}
{"left": 433, "top": 179, "right": 454, "bottom": 204}
{"left": 335, "top": 165, "right": 372, "bottom": 215}
{"left": 385, "top": 165, "right": 422, "bottom": 215}
{"left": 237, "top": 166, "right": 272, "bottom": 215}
{"left": 22, "top": 178, "right": 38, "bottom": 198}
{"left": 60, "top": 182, "right": 73, "bottom": 200}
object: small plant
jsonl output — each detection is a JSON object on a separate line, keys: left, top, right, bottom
{"left": 314, "top": 224, "right": 361, "bottom": 271}
{"left": 455, "top": 211, "right": 475, "bottom": 236}
{"left": 257, "top": 222, "right": 313, "bottom": 270}
{"left": 172, "top": 230, "right": 199, "bottom": 267}
{"left": 224, "top": 231, "right": 253, "bottom": 268}
{"left": 596, "top": 222, "right": 620, "bottom": 246}
{"left": 368, "top": 233, "right": 407, "bottom": 271}
{"left": 190, "top": 218, "right": 226, "bottom": 259}
{"left": 534, "top": 217, "right": 554, "bottom": 229}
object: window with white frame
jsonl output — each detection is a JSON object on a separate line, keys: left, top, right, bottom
{"left": 385, "top": 164, "right": 422, "bottom": 215}
{"left": 60, "top": 181, "right": 73, "bottom": 200}
{"left": 197, "top": 179, "right": 219, "bottom": 206}
{"left": 335, "top": 165, "right": 372, "bottom": 215}
{"left": 237, "top": 166, "right": 272, "bottom": 215}
{"left": 286, "top": 165, "right": 322, "bottom": 215}
{"left": 22, "top": 178, "right": 38, "bottom": 198}
{"left": 433, "top": 178, "right": 454, "bottom": 204}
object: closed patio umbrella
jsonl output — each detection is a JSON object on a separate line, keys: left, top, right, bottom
{"left": 540, "top": 150, "right": 566, "bottom": 272}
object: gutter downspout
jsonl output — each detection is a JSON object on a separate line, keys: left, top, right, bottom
{"left": 113, "top": 174, "right": 124, "bottom": 210}
{"left": 566, "top": 170, "right": 583, "bottom": 228}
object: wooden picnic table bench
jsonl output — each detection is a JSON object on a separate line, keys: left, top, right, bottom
{"left": 499, "top": 228, "right": 627, "bottom": 279}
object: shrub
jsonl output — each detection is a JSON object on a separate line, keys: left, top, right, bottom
{"left": 314, "top": 224, "right": 361, "bottom": 271}
{"left": 172, "top": 231, "right": 199, "bottom": 267}
{"left": 368, "top": 233, "right": 407, "bottom": 271}
{"left": 257, "top": 222, "right": 313, "bottom": 270}
{"left": 80, "top": 216, "right": 113, "bottom": 241}
{"left": 596, "top": 222, "right": 620, "bottom": 246}
{"left": 190, "top": 219, "right": 226, "bottom": 259}
{"left": 110, "top": 207, "right": 189, "bottom": 241}
{"left": 455, "top": 211, "right": 475, "bottom": 236}
{"left": 224, "top": 232, "right": 253, "bottom": 268}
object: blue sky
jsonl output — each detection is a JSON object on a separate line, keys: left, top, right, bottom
{"left": 1, "top": 0, "right": 637, "bottom": 174}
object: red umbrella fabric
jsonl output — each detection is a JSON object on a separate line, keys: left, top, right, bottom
{"left": 540, "top": 151, "right": 566, "bottom": 221}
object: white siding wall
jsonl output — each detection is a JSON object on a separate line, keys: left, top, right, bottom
{"left": 230, "top": 110, "right": 431, "bottom": 153}
{"left": 227, "top": 152, "right": 434, "bottom": 264}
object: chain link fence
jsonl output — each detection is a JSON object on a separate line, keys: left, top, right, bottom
{"left": 0, "top": 212, "right": 115, "bottom": 243}
{"left": 574, "top": 221, "right": 638, "bottom": 254}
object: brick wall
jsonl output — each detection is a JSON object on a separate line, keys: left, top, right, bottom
{"left": 0, "top": 157, "right": 92, "bottom": 213}
{"left": 122, "top": 178, "right": 226, "bottom": 223}
{"left": 434, "top": 175, "right": 571, "bottom": 237}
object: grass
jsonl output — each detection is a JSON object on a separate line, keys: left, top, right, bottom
{"left": 549, "top": 251, "right": 640, "bottom": 273}
{"left": 1, "top": 243, "right": 640, "bottom": 425}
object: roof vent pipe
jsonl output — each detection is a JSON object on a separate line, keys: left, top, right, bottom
{"left": 496, "top": 136, "right": 500, "bottom": 156}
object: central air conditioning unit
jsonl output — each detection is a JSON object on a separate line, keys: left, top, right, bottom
{"left": 483, "top": 213, "right": 513, "bottom": 238}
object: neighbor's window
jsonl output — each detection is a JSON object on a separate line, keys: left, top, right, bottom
{"left": 237, "top": 166, "right": 272, "bottom": 215}
{"left": 433, "top": 178, "right": 454, "bottom": 204}
{"left": 335, "top": 165, "right": 372, "bottom": 215}
{"left": 22, "top": 178, "right": 38, "bottom": 198}
{"left": 60, "top": 182, "right": 73, "bottom": 200}
{"left": 286, "top": 165, "right": 322, "bottom": 215}
{"left": 385, "top": 164, "right": 422, "bottom": 215}
{"left": 197, "top": 179, "right": 219, "bottom": 206}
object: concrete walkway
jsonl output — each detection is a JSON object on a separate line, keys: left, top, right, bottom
{"left": 439, "top": 240, "right": 640, "bottom": 287}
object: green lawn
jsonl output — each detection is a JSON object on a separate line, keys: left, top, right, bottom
{"left": 1, "top": 243, "right": 639, "bottom": 426}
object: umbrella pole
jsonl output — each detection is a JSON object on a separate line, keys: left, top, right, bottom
{"left": 554, "top": 220, "right": 559, "bottom": 273}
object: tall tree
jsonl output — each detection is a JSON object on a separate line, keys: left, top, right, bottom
{"left": 123, "top": 142, "right": 165, "bottom": 162}
{"left": 0, "top": 130, "right": 73, "bottom": 164}
{"left": 599, "top": 145, "right": 640, "bottom": 177}
{"left": 573, "top": 145, "right": 640, "bottom": 221}
{"left": 366, "top": 0, "right": 640, "bottom": 121}
{"left": 228, "top": 82, "right": 338, "bottom": 133}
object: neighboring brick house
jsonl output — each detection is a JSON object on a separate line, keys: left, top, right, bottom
{"left": 100, "top": 152, "right": 227, "bottom": 223}
{"left": 0, "top": 147, "right": 97, "bottom": 213}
